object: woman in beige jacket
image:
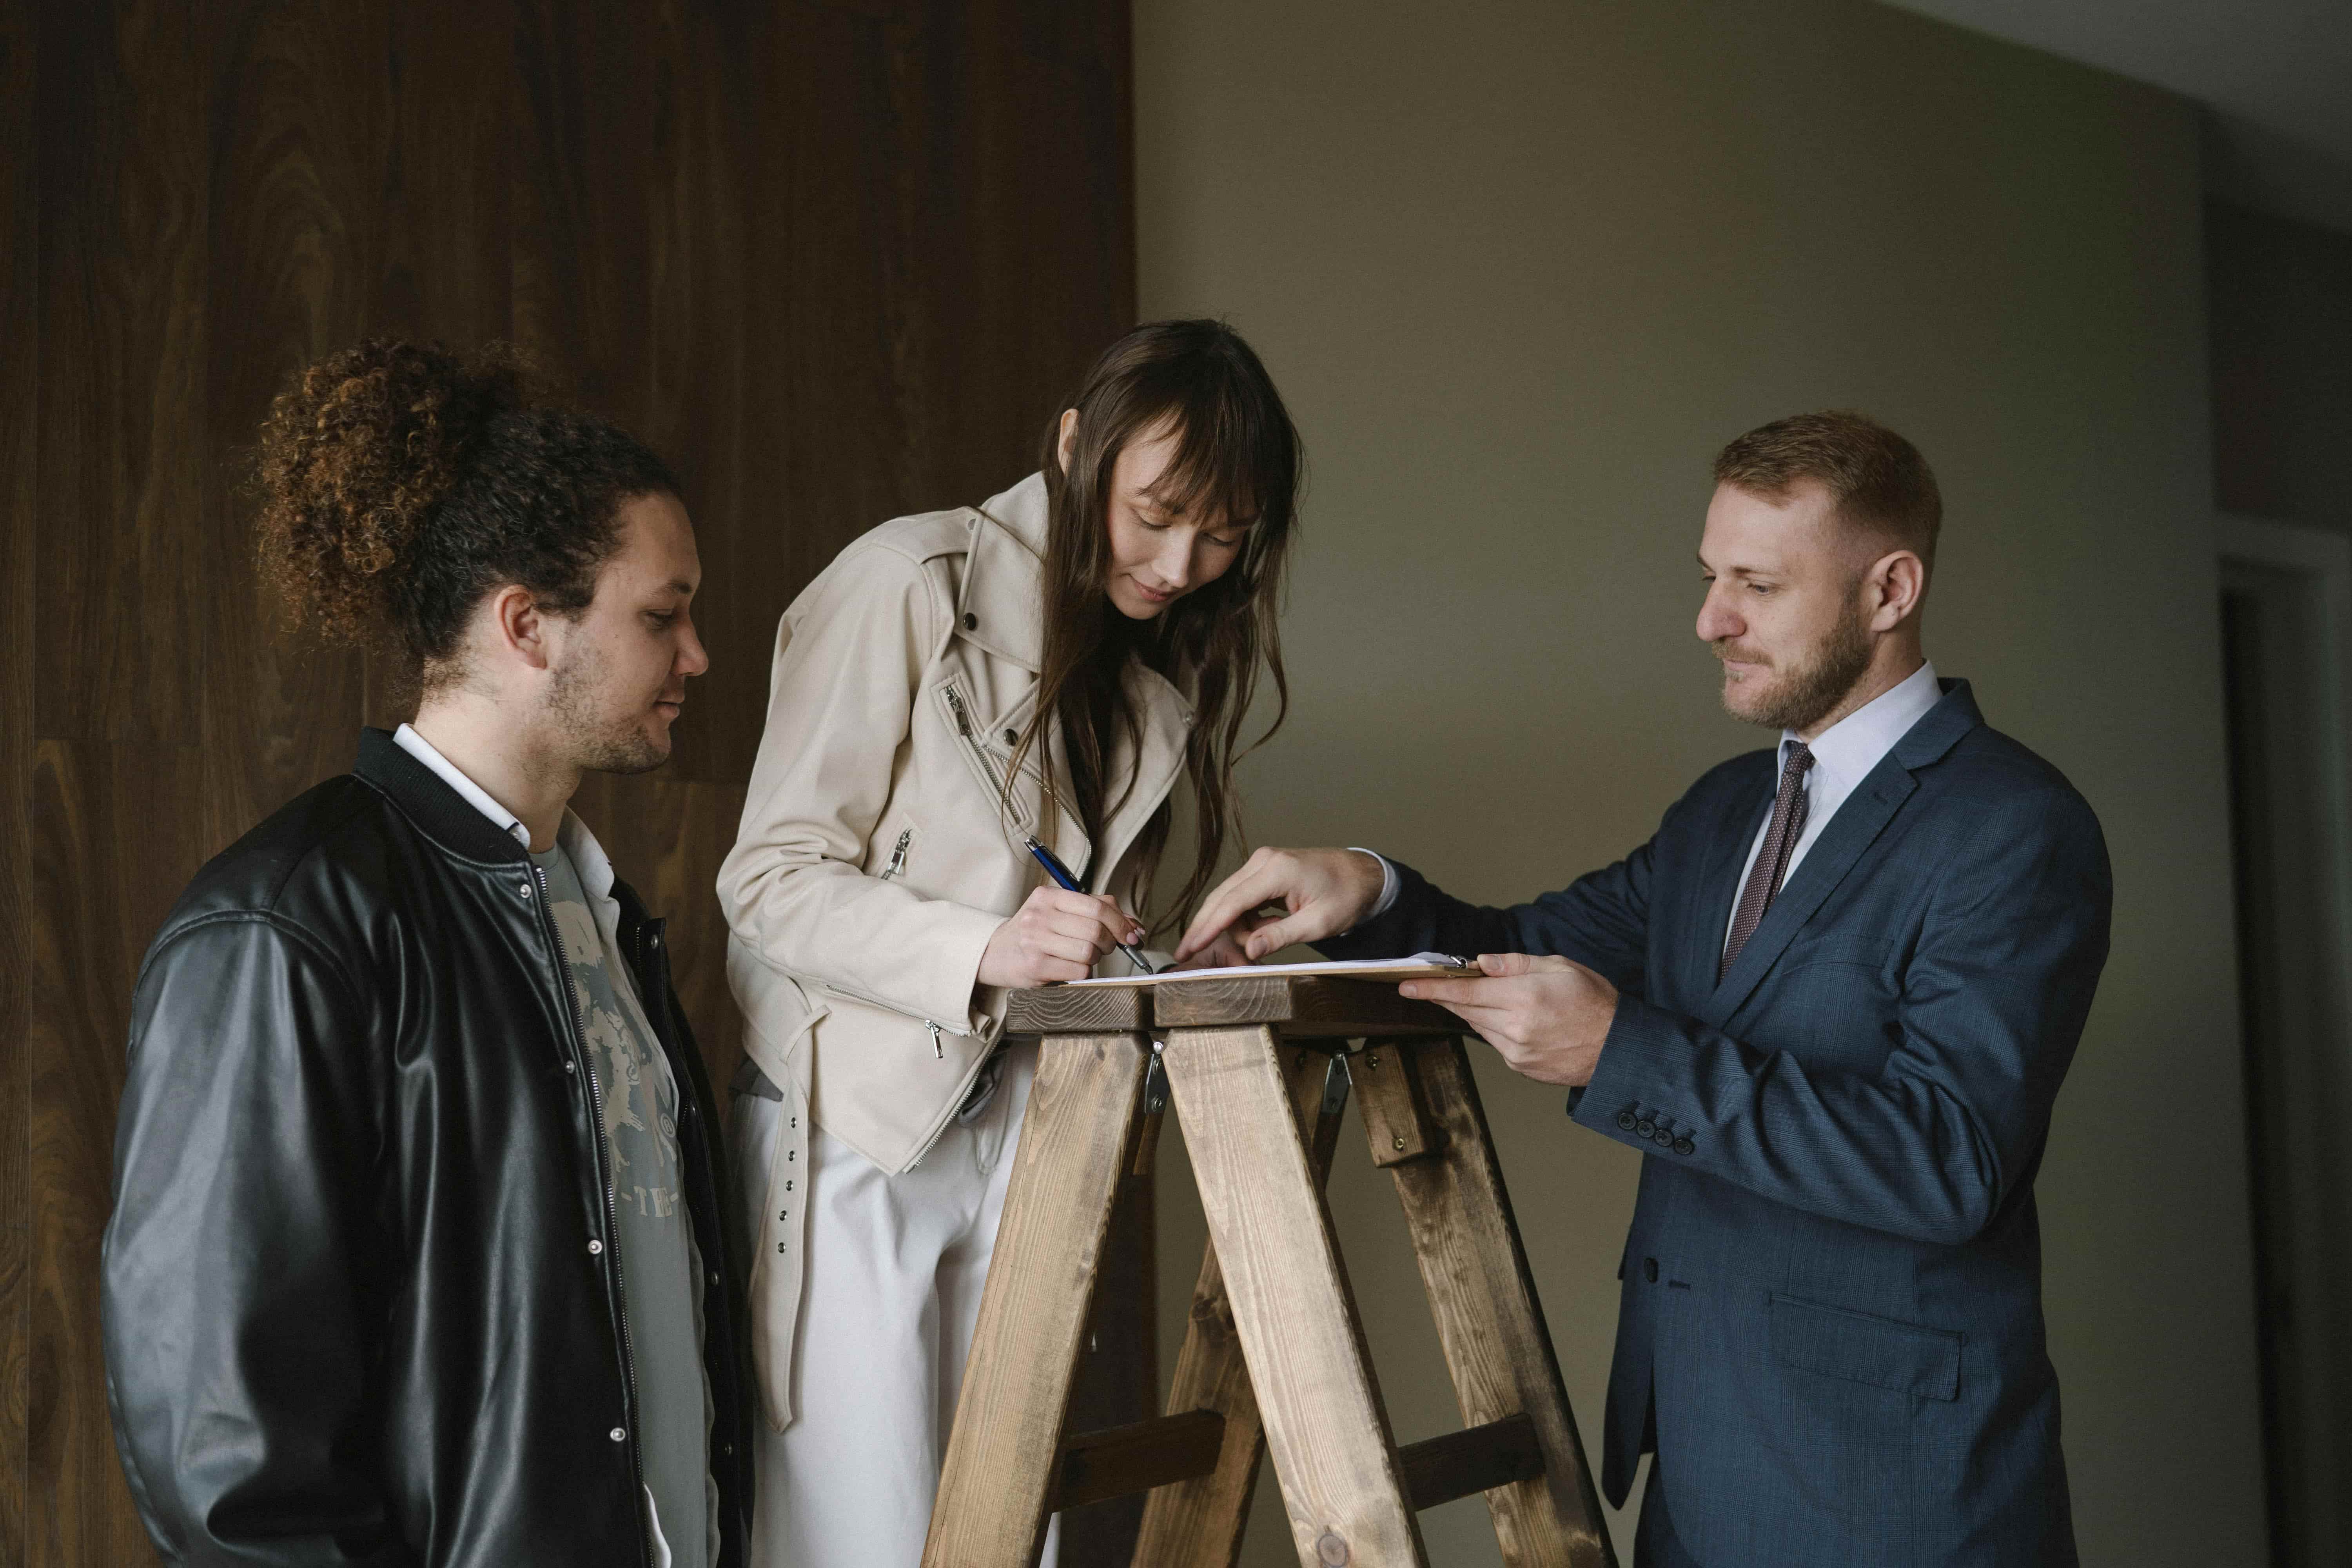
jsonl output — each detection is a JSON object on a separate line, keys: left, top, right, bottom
{"left": 717, "top": 320, "right": 1303, "bottom": 1565}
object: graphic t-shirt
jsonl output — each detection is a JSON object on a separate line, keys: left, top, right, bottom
{"left": 535, "top": 844, "right": 715, "bottom": 1568}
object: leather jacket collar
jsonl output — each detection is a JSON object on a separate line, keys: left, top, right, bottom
{"left": 355, "top": 724, "right": 535, "bottom": 866}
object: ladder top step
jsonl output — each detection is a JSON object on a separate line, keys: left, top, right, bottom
{"left": 1006, "top": 975, "right": 1460, "bottom": 1038}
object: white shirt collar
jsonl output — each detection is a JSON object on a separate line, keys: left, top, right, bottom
{"left": 1784, "top": 659, "right": 1942, "bottom": 783}
{"left": 395, "top": 723, "right": 530, "bottom": 847}
{"left": 391, "top": 723, "right": 621, "bottom": 904}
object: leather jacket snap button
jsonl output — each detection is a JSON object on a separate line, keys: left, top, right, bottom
{"left": 610, "top": 1427, "right": 626, "bottom": 1443}
{"left": 587, "top": 1240, "right": 603, "bottom": 1255}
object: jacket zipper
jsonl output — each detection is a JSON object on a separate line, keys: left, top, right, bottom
{"left": 532, "top": 861, "right": 653, "bottom": 1568}
{"left": 943, "top": 686, "right": 1024, "bottom": 822}
{"left": 880, "top": 828, "right": 911, "bottom": 880}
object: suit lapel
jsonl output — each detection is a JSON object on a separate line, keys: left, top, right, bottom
{"left": 1687, "top": 779, "right": 1773, "bottom": 1006}
{"left": 1697, "top": 678, "right": 1982, "bottom": 1026}
{"left": 1700, "top": 755, "right": 1917, "bottom": 1029}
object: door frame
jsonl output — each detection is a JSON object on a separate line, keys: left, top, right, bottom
{"left": 2217, "top": 512, "right": 2352, "bottom": 976}
{"left": 2216, "top": 510, "right": 2352, "bottom": 1568}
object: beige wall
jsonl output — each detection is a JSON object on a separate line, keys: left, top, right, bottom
{"left": 1135, "top": 0, "right": 2266, "bottom": 1561}
{"left": 2211, "top": 198, "right": 2352, "bottom": 537}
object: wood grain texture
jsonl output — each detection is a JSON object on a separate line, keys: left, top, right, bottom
{"left": 1006, "top": 984, "right": 1152, "bottom": 1035}
{"left": 1354, "top": 1038, "right": 1445, "bottom": 1168}
{"left": 1, "top": 0, "right": 37, "bottom": 1548}
{"left": 1134, "top": 1045, "right": 1348, "bottom": 1568}
{"left": 24, "top": 0, "right": 1136, "bottom": 1544}
{"left": 1052, "top": 1408, "right": 1224, "bottom": 1511}
{"left": 1152, "top": 976, "right": 1463, "bottom": 1038}
{"left": 1059, "top": 1159, "right": 1159, "bottom": 1556}
{"left": 924, "top": 1031, "right": 1149, "bottom": 1567}
{"left": 1396, "top": 1414, "right": 1545, "bottom": 1513}
{"left": 1375, "top": 1039, "right": 1615, "bottom": 1568}
{"left": 198, "top": 0, "right": 383, "bottom": 846}
{"left": 28, "top": 742, "right": 213, "bottom": 1566}
{"left": 358, "top": 0, "right": 520, "bottom": 727}
{"left": 1160, "top": 1025, "right": 1429, "bottom": 1568}
{"left": 33, "top": 0, "right": 210, "bottom": 747}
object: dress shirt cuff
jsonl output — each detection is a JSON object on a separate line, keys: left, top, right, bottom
{"left": 1347, "top": 848, "right": 1401, "bottom": 921}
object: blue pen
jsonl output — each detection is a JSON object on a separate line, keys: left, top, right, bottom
{"left": 1022, "top": 834, "right": 1157, "bottom": 975}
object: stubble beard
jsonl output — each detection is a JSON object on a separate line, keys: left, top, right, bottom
{"left": 546, "top": 641, "right": 671, "bottom": 776}
{"left": 1719, "top": 601, "right": 1875, "bottom": 733}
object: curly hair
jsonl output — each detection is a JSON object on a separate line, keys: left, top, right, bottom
{"left": 252, "top": 339, "right": 680, "bottom": 684}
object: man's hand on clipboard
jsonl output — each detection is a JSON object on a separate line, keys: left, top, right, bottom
{"left": 1401, "top": 953, "right": 1618, "bottom": 1088}
{"left": 1172, "top": 845, "right": 1387, "bottom": 964}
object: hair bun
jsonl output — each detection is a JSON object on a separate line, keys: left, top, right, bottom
{"left": 254, "top": 339, "right": 531, "bottom": 642}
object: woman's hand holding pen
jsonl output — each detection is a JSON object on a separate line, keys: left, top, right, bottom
{"left": 978, "top": 886, "right": 1144, "bottom": 989}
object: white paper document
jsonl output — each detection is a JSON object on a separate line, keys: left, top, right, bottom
{"left": 1062, "top": 952, "right": 1476, "bottom": 988}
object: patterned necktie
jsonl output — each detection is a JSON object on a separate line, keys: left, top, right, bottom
{"left": 1721, "top": 741, "right": 1815, "bottom": 978}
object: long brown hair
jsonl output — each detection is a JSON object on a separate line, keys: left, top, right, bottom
{"left": 1006, "top": 319, "right": 1303, "bottom": 935}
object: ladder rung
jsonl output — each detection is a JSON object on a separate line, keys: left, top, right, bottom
{"left": 1051, "top": 1408, "right": 1227, "bottom": 1510}
{"left": 1397, "top": 1411, "right": 1545, "bottom": 1511}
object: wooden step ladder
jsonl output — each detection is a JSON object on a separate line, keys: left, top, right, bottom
{"left": 922, "top": 974, "right": 1618, "bottom": 1568}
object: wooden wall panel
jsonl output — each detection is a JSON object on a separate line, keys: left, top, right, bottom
{"left": 363, "top": 2, "right": 519, "bottom": 729}
{"left": 3, "top": 0, "right": 38, "bottom": 1550}
{"left": 27, "top": 744, "right": 211, "bottom": 1565}
{"left": 33, "top": 0, "right": 211, "bottom": 747}
{"left": 18, "top": 0, "right": 1136, "bottom": 1555}
{"left": 198, "top": 0, "right": 384, "bottom": 843}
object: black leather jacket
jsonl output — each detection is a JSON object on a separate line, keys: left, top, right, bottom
{"left": 101, "top": 729, "right": 752, "bottom": 1566}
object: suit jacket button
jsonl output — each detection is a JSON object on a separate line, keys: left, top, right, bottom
{"left": 1635, "top": 1119, "right": 1655, "bottom": 1138}
{"left": 1644, "top": 1257, "right": 1659, "bottom": 1283}
{"left": 1653, "top": 1127, "right": 1673, "bottom": 1148}
{"left": 1617, "top": 1111, "right": 1637, "bottom": 1131}
{"left": 1673, "top": 1138, "right": 1694, "bottom": 1155}
{"left": 962, "top": 612, "right": 978, "bottom": 630}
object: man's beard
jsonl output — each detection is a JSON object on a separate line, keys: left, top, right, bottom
{"left": 1718, "top": 601, "right": 1874, "bottom": 732}
{"left": 547, "top": 642, "right": 670, "bottom": 775}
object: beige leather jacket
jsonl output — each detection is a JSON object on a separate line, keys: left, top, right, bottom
{"left": 717, "top": 473, "right": 1191, "bottom": 1426}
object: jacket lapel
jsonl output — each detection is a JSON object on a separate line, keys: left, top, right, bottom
{"left": 947, "top": 470, "right": 1196, "bottom": 889}
{"left": 1090, "top": 661, "right": 1192, "bottom": 888}
{"left": 1702, "top": 765, "right": 1916, "bottom": 1026}
{"left": 958, "top": 474, "right": 1049, "bottom": 674}
{"left": 1698, "top": 679, "right": 1982, "bottom": 1028}
{"left": 1686, "top": 768, "right": 1773, "bottom": 1006}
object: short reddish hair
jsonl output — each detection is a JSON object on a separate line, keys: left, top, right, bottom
{"left": 1712, "top": 410, "right": 1941, "bottom": 568}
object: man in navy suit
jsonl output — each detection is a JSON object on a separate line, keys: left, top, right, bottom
{"left": 1174, "top": 411, "right": 2109, "bottom": 1567}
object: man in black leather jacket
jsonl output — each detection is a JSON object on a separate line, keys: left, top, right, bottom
{"left": 100, "top": 341, "right": 753, "bottom": 1566}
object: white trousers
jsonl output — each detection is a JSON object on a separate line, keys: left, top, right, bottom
{"left": 730, "top": 1042, "right": 1059, "bottom": 1568}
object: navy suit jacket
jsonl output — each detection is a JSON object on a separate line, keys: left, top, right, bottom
{"left": 1322, "top": 681, "right": 2109, "bottom": 1567}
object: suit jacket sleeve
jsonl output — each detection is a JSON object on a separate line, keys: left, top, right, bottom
{"left": 715, "top": 543, "right": 1007, "bottom": 1032}
{"left": 1317, "top": 827, "right": 1667, "bottom": 995}
{"left": 1573, "top": 783, "right": 2112, "bottom": 1246}
{"left": 102, "top": 914, "right": 414, "bottom": 1567}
